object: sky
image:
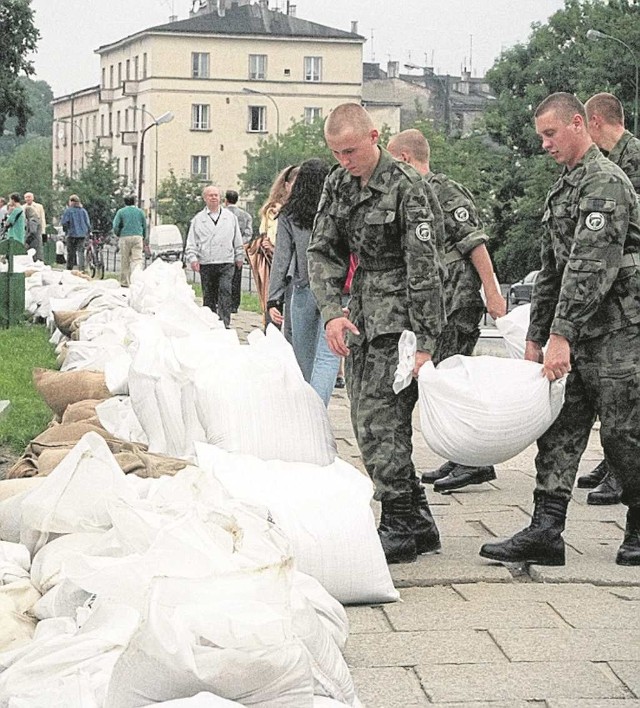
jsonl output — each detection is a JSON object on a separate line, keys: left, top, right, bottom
{"left": 30, "top": 0, "right": 566, "bottom": 97}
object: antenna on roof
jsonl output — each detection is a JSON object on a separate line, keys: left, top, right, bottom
{"left": 370, "top": 28, "right": 375, "bottom": 62}
{"left": 161, "top": 0, "right": 177, "bottom": 20}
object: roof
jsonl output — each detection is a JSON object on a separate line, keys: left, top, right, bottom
{"left": 97, "top": 3, "right": 363, "bottom": 53}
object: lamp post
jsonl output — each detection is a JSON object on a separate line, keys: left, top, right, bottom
{"left": 242, "top": 87, "right": 281, "bottom": 171}
{"left": 56, "top": 118, "right": 86, "bottom": 177}
{"left": 587, "top": 28, "right": 639, "bottom": 137}
{"left": 137, "top": 110, "right": 174, "bottom": 214}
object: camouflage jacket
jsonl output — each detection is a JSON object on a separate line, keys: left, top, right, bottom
{"left": 607, "top": 130, "right": 640, "bottom": 194}
{"left": 528, "top": 144, "right": 640, "bottom": 345}
{"left": 308, "top": 147, "right": 445, "bottom": 353}
{"left": 426, "top": 172, "right": 488, "bottom": 316}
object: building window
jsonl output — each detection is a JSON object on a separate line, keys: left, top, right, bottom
{"left": 143, "top": 53, "right": 148, "bottom": 79}
{"left": 101, "top": 67, "right": 106, "bottom": 88}
{"left": 92, "top": 115, "right": 97, "bottom": 140}
{"left": 118, "top": 62, "right": 122, "bottom": 86}
{"left": 249, "top": 54, "right": 267, "bottom": 80}
{"left": 191, "top": 155, "right": 210, "bottom": 180}
{"left": 109, "top": 65, "right": 114, "bottom": 88}
{"left": 192, "top": 52, "right": 210, "bottom": 79}
{"left": 116, "top": 111, "right": 121, "bottom": 136}
{"left": 247, "top": 105, "right": 266, "bottom": 132}
{"left": 191, "top": 104, "right": 210, "bottom": 131}
{"left": 124, "top": 157, "right": 129, "bottom": 180}
{"left": 124, "top": 109, "right": 129, "bottom": 132}
{"left": 134, "top": 55, "right": 139, "bottom": 80}
{"left": 304, "top": 107, "right": 322, "bottom": 124}
{"left": 133, "top": 109, "right": 137, "bottom": 131}
{"left": 108, "top": 112, "right": 113, "bottom": 135}
{"left": 126, "top": 59, "right": 131, "bottom": 80}
{"left": 100, "top": 114, "right": 105, "bottom": 136}
{"left": 304, "top": 56, "right": 322, "bottom": 82}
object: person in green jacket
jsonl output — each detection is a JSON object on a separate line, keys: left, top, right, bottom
{"left": 5, "top": 194, "right": 25, "bottom": 245}
{"left": 112, "top": 194, "right": 147, "bottom": 286}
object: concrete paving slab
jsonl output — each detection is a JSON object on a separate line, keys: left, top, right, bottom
{"left": 608, "top": 587, "right": 640, "bottom": 600}
{"left": 565, "top": 519, "right": 625, "bottom": 540}
{"left": 415, "top": 661, "right": 628, "bottom": 702}
{"left": 491, "top": 628, "right": 640, "bottom": 662}
{"left": 383, "top": 598, "right": 565, "bottom": 631}
{"left": 345, "top": 606, "right": 391, "bottom": 634}
{"left": 428, "top": 704, "right": 533, "bottom": 708}
{"left": 453, "top": 581, "right": 612, "bottom": 603}
{"left": 609, "top": 662, "right": 640, "bottom": 696}
{"left": 397, "top": 586, "right": 462, "bottom": 603}
{"left": 345, "top": 629, "right": 505, "bottom": 667}
{"left": 547, "top": 599, "right": 640, "bottom": 629}
{"left": 529, "top": 557, "right": 640, "bottom": 585}
{"left": 548, "top": 702, "right": 640, "bottom": 707}
{"left": 350, "top": 667, "right": 430, "bottom": 707}
{"left": 390, "top": 537, "right": 513, "bottom": 586}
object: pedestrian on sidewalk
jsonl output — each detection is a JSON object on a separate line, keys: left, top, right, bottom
{"left": 4, "top": 193, "right": 25, "bottom": 244}
{"left": 479, "top": 92, "right": 640, "bottom": 568}
{"left": 113, "top": 194, "right": 147, "bottom": 286}
{"left": 388, "top": 129, "right": 506, "bottom": 493}
{"left": 60, "top": 194, "right": 91, "bottom": 270}
{"left": 308, "top": 103, "right": 445, "bottom": 564}
{"left": 224, "top": 190, "right": 253, "bottom": 313}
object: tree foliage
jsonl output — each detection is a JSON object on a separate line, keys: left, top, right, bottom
{"left": 0, "top": 78, "right": 54, "bottom": 157}
{"left": 55, "top": 146, "right": 128, "bottom": 234}
{"left": 156, "top": 170, "right": 205, "bottom": 239}
{"left": 0, "top": 0, "right": 39, "bottom": 137}
{"left": 0, "top": 136, "right": 53, "bottom": 220}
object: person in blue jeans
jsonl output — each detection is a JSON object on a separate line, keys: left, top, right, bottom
{"left": 267, "top": 158, "right": 340, "bottom": 406}
{"left": 60, "top": 194, "right": 91, "bottom": 270}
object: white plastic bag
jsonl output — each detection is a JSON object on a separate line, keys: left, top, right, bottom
{"left": 495, "top": 304, "right": 531, "bottom": 359}
{"left": 0, "top": 542, "right": 31, "bottom": 586}
{"left": 418, "top": 355, "right": 566, "bottom": 466}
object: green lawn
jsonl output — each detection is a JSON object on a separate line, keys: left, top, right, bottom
{"left": 189, "top": 282, "right": 262, "bottom": 313}
{"left": 0, "top": 324, "right": 57, "bottom": 454}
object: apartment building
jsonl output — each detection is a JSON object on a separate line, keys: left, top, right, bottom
{"left": 52, "top": 0, "right": 364, "bottom": 219}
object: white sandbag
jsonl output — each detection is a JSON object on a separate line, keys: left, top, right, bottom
{"left": 196, "top": 444, "right": 398, "bottom": 605}
{"left": 31, "top": 579, "right": 93, "bottom": 621}
{"left": 0, "top": 542, "right": 30, "bottom": 586}
{"left": 0, "top": 580, "right": 41, "bottom": 652}
{"left": 418, "top": 355, "right": 566, "bottom": 466}
{"left": 194, "top": 335, "right": 337, "bottom": 466}
{"left": 495, "top": 304, "right": 531, "bottom": 359}
{"left": 314, "top": 698, "right": 354, "bottom": 707}
{"left": 19, "top": 432, "right": 136, "bottom": 555}
{"left": 31, "top": 532, "right": 105, "bottom": 594}
{"left": 149, "top": 695, "right": 244, "bottom": 707}
{"left": 95, "top": 396, "right": 148, "bottom": 445}
{"left": 0, "top": 600, "right": 140, "bottom": 708}
{"left": 0, "top": 477, "right": 43, "bottom": 503}
{"left": 60, "top": 340, "right": 127, "bottom": 373}
{"left": 0, "top": 492, "right": 30, "bottom": 543}
{"left": 106, "top": 570, "right": 314, "bottom": 708}
{"left": 104, "top": 352, "right": 133, "bottom": 395}
{"left": 6, "top": 673, "right": 100, "bottom": 708}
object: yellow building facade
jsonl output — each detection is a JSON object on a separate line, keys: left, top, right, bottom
{"left": 52, "top": 2, "right": 364, "bottom": 219}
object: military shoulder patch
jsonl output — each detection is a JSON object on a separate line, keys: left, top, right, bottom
{"left": 585, "top": 212, "right": 605, "bottom": 231}
{"left": 454, "top": 206, "right": 470, "bottom": 223}
{"left": 416, "top": 223, "right": 432, "bottom": 242}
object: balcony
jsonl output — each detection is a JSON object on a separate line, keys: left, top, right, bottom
{"left": 120, "top": 131, "right": 138, "bottom": 146}
{"left": 99, "top": 88, "right": 116, "bottom": 103}
{"left": 97, "top": 134, "right": 113, "bottom": 149}
{"left": 122, "top": 80, "right": 139, "bottom": 96}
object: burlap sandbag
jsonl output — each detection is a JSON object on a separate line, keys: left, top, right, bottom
{"left": 0, "top": 477, "right": 43, "bottom": 502}
{"left": 32, "top": 368, "right": 111, "bottom": 418}
{"left": 61, "top": 399, "right": 102, "bottom": 427}
{"left": 53, "top": 310, "right": 91, "bottom": 338}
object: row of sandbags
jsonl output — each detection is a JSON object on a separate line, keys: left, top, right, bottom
{"left": 0, "top": 433, "right": 362, "bottom": 707}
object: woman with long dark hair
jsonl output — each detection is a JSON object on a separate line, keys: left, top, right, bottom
{"left": 267, "top": 158, "right": 339, "bottom": 405}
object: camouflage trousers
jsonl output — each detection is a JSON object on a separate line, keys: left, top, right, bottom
{"left": 535, "top": 325, "right": 640, "bottom": 507}
{"left": 432, "top": 306, "right": 483, "bottom": 366}
{"left": 346, "top": 333, "right": 418, "bottom": 501}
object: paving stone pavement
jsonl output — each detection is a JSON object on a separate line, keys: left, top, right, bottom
{"left": 231, "top": 309, "right": 640, "bottom": 706}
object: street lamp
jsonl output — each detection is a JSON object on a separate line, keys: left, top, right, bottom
{"left": 586, "top": 28, "right": 639, "bottom": 137}
{"left": 55, "top": 118, "right": 86, "bottom": 177}
{"left": 137, "top": 110, "right": 174, "bottom": 210}
{"left": 243, "top": 87, "right": 280, "bottom": 171}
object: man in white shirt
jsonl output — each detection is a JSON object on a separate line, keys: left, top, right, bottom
{"left": 186, "top": 185, "right": 243, "bottom": 327}
{"left": 23, "top": 192, "right": 47, "bottom": 235}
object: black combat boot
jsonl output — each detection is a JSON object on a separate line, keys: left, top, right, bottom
{"left": 616, "top": 507, "right": 640, "bottom": 566}
{"left": 378, "top": 494, "right": 418, "bottom": 564}
{"left": 576, "top": 459, "right": 607, "bottom": 489}
{"left": 421, "top": 460, "right": 457, "bottom": 484}
{"left": 479, "top": 491, "right": 568, "bottom": 566}
{"left": 433, "top": 464, "right": 496, "bottom": 493}
{"left": 411, "top": 478, "right": 441, "bottom": 554}
{"left": 587, "top": 469, "right": 622, "bottom": 505}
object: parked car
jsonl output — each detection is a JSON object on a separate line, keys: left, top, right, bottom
{"left": 509, "top": 270, "right": 539, "bottom": 305}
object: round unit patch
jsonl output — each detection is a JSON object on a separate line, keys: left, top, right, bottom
{"left": 454, "top": 206, "right": 470, "bottom": 223}
{"left": 416, "top": 222, "right": 432, "bottom": 242}
{"left": 585, "top": 212, "right": 605, "bottom": 231}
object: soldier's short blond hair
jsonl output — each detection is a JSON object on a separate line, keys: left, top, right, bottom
{"left": 388, "top": 129, "right": 430, "bottom": 163}
{"left": 535, "top": 92, "right": 586, "bottom": 123}
{"left": 585, "top": 92, "right": 625, "bottom": 126}
{"left": 325, "top": 103, "right": 375, "bottom": 138}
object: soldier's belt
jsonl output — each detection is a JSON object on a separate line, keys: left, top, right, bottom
{"left": 359, "top": 259, "right": 405, "bottom": 271}
{"left": 621, "top": 252, "right": 640, "bottom": 268}
{"left": 443, "top": 250, "right": 464, "bottom": 265}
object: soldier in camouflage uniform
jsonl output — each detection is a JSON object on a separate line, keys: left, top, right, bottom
{"left": 387, "top": 129, "right": 506, "bottom": 493}
{"left": 573, "top": 93, "right": 640, "bottom": 504}
{"left": 308, "top": 103, "right": 445, "bottom": 564}
{"left": 480, "top": 93, "right": 640, "bottom": 567}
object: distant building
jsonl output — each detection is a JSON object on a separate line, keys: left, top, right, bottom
{"left": 52, "top": 0, "right": 364, "bottom": 220}
{"left": 362, "top": 60, "right": 495, "bottom": 136}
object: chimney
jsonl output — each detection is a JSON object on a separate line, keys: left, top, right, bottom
{"left": 387, "top": 60, "right": 399, "bottom": 79}
{"left": 288, "top": 3, "right": 296, "bottom": 16}
{"left": 217, "top": 0, "right": 226, "bottom": 17}
{"left": 260, "top": 0, "right": 268, "bottom": 8}
{"left": 351, "top": 20, "right": 358, "bottom": 34}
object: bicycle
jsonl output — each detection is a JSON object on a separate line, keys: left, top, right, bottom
{"left": 84, "top": 232, "right": 107, "bottom": 279}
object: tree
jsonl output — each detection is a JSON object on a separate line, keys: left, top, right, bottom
{"left": 0, "top": 136, "right": 53, "bottom": 218}
{"left": 156, "top": 170, "right": 205, "bottom": 239}
{"left": 55, "top": 146, "right": 128, "bottom": 234}
{"left": 0, "top": 1, "right": 39, "bottom": 137}
{"left": 0, "top": 78, "right": 54, "bottom": 157}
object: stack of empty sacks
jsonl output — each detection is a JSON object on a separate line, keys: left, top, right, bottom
{"left": 0, "top": 433, "right": 364, "bottom": 707}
